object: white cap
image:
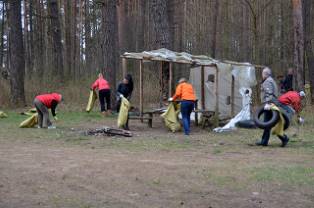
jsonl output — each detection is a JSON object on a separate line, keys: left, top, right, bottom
{"left": 299, "top": 91, "right": 306, "bottom": 97}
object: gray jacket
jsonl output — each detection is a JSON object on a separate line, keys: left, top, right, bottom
{"left": 261, "top": 76, "right": 279, "bottom": 103}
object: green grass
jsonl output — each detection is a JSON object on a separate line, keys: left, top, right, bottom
{"left": 250, "top": 166, "right": 314, "bottom": 186}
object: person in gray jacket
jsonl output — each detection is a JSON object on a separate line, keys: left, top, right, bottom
{"left": 256, "top": 67, "right": 289, "bottom": 147}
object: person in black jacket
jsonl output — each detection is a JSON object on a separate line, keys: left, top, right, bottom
{"left": 116, "top": 74, "right": 134, "bottom": 130}
{"left": 280, "top": 68, "right": 294, "bottom": 93}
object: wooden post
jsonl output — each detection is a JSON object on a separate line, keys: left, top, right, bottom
{"left": 160, "top": 61, "right": 164, "bottom": 107}
{"left": 122, "top": 57, "right": 127, "bottom": 78}
{"left": 231, "top": 75, "right": 235, "bottom": 117}
{"left": 201, "top": 65, "right": 205, "bottom": 109}
{"left": 214, "top": 65, "right": 219, "bottom": 126}
{"left": 168, "top": 62, "right": 173, "bottom": 97}
{"left": 139, "top": 60, "right": 143, "bottom": 118}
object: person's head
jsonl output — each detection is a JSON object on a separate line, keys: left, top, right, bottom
{"left": 178, "top": 77, "right": 187, "bottom": 84}
{"left": 123, "top": 78, "right": 129, "bottom": 84}
{"left": 299, "top": 91, "right": 306, "bottom": 99}
{"left": 288, "top": 68, "right": 294, "bottom": 75}
{"left": 262, "top": 67, "right": 272, "bottom": 80}
{"left": 98, "top": 73, "right": 103, "bottom": 79}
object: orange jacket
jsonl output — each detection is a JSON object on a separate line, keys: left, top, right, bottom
{"left": 92, "top": 77, "right": 110, "bottom": 90}
{"left": 172, "top": 82, "right": 196, "bottom": 101}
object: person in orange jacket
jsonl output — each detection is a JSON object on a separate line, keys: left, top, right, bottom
{"left": 33, "top": 93, "right": 62, "bottom": 129}
{"left": 91, "top": 73, "right": 111, "bottom": 115}
{"left": 169, "top": 78, "right": 196, "bottom": 135}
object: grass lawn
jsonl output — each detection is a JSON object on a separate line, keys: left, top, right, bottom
{"left": 0, "top": 108, "right": 314, "bottom": 208}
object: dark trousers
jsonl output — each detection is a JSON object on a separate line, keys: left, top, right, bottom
{"left": 99, "top": 89, "right": 111, "bottom": 112}
{"left": 261, "top": 110, "right": 286, "bottom": 145}
{"left": 34, "top": 98, "right": 51, "bottom": 128}
{"left": 181, "top": 101, "right": 194, "bottom": 135}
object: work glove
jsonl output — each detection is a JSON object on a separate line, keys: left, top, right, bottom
{"left": 298, "top": 117, "right": 304, "bottom": 125}
{"left": 264, "top": 103, "right": 272, "bottom": 110}
{"left": 168, "top": 97, "right": 173, "bottom": 102}
{"left": 53, "top": 116, "right": 58, "bottom": 121}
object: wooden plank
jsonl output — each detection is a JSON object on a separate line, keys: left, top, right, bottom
{"left": 139, "top": 60, "right": 143, "bottom": 118}
{"left": 169, "top": 62, "right": 173, "bottom": 97}
{"left": 231, "top": 75, "right": 235, "bottom": 117}
{"left": 122, "top": 57, "right": 127, "bottom": 78}
{"left": 201, "top": 65, "right": 205, "bottom": 109}
{"left": 214, "top": 65, "right": 219, "bottom": 126}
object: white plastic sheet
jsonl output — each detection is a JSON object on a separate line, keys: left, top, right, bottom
{"left": 213, "top": 88, "right": 252, "bottom": 132}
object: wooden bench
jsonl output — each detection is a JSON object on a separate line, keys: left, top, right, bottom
{"left": 128, "top": 115, "right": 153, "bottom": 128}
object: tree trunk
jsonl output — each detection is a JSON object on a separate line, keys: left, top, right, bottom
{"left": 303, "top": 0, "right": 314, "bottom": 100}
{"left": 84, "top": 0, "right": 92, "bottom": 77}
{"left": 64, "top": 0, "right": 73, "bottom": 78}
{"left": 211, "top": 0, "right": 219, "bottom": 58}
{"left": 292, "top": 0, "right": 305, "bottom": 90}
{"left": 101, "top": 0, "right": 118, "bottom": 103}
{"left": 7, "top": 0, "right": 26, "bottom": 106}
{"left": 149, "top": 0, "right": 172, "bottom": 49}
{"left": 47, "top": 0, "right": 64, "bottom": 80}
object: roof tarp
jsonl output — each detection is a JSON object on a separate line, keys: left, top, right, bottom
{"left": 122, "top": 48, "right": 255, "bottom": 67}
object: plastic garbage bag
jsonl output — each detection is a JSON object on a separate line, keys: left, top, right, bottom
{"left": 86, "top": 90, "right": 97, "bottom": 112}
{"left": 161, "top": 102, "right": 181, "bottom": 132}
{"left": 0, "top": 111, "right": 8, "bottom": 118}
{"left": 21, "top": 108, "right": 37, "bottom": 116}
{"left": 214, "top": 88, "right": 252, "bottom": 132}
{"left": 117, "top": 97, "right": 131, "bottom": 128}
{"left": 19, "top": 113, "right": 38, "bottom": 128}
{"left": 270, "top": 105, "right": 285, "bottom": 137}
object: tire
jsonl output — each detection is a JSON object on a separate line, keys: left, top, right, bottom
{"left": 236, "top": 120, "right": 257, "bottom": 129}
{"left": 254, "top": 105, "right": 280, "bottom": 129}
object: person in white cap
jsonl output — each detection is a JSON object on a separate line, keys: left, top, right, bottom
{"left": 256, "top": 67, "right": 280, "bottom": 146}
{"left": 278, "top": 90, "right": 306, "bottom": 123}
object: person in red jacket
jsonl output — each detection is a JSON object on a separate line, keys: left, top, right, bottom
{"left": 91, "top": 73, "right": 111, "bottom": 115}
{"left": 33, "top": 93, "right": 62, "bottom": 129}
{"left": 278, "top": 90, "right": 305, "bottom": 122}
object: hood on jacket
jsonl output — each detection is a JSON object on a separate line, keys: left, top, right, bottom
{"left": 51, "top": 93, "right": 62, "bottom": 103}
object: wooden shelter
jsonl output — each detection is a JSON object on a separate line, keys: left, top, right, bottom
{"left": 120, "top": 48, "right": 262, "bottom": 127}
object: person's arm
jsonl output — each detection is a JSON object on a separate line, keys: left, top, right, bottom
{"left": 91, "top": 80, "right": 98, "bottom": 90}
{"left": 51, "top": 100, "right": 58, "bottom": 117}
{"left": 172, "top": 84, "right": 182, "bottom": 101}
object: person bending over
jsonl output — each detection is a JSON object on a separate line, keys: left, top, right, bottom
{"left": 278, "top": 90, "right": 305, "bottom": 124}
{"left": 169, "top": 78, "right": 196, "bottom": 136}
{"left": 33, "top": 93, "right": 62, "bottom": 129}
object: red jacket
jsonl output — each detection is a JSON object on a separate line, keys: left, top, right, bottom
{"left": 36, "top": 93, "right": 62, "bottom": 108}
{"left": 278, "top": 91, "right": 302, "bottom": 113}
{"left": 92, "top": 77, "right": 110, "bottom": 90}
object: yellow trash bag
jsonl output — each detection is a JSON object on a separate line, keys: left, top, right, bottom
{"left": 161, "top": 103, "right": 181, "bottom": 132}
{"left": 117, "top": 97, "right": 131, "bottom": 128}
{"left": 86, "top": 90, "right": 97, "bottom": 112}
{"left": 19, "top": 113, "right": 38, "bottom": 128}
{"left": 21, "top": 108, "right": 37, "bottom": 116}
{"left": 0, "top": 111, "right": 8, "bottom": 118}
{"left": 271, "top": 105, "right": 285, "bottom": 137}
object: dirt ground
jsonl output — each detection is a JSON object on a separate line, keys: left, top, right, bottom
{"left": 0, "top": 111, "right": 314, "bottom": 208}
